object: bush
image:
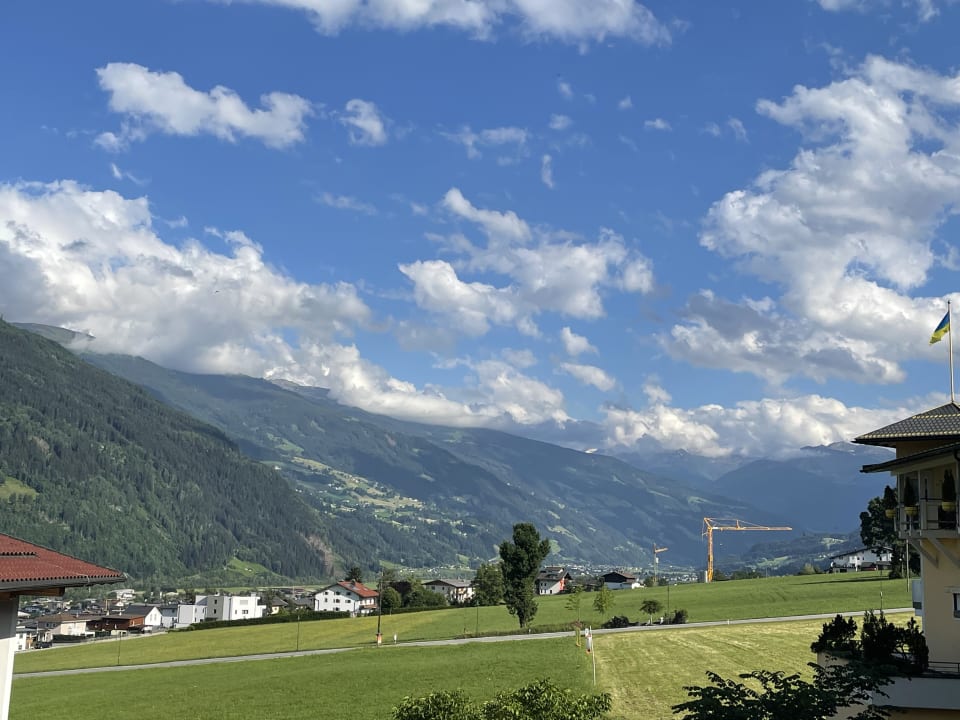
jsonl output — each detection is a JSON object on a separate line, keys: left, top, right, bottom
{"left": 670, "top": 608, "right": 688, "bottom": 625}
{"left": 811, "top": 614, "right": 857, "bottom": 654}
{"left": 601, "top": 615, "right": 633, "bottom": 629}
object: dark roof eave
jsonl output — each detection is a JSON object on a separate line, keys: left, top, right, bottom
{"left": 0, "top": 575, "right": 124, "bottom": 594}
{"left": 861, "top": 441, "right": 960, "bottom": 474}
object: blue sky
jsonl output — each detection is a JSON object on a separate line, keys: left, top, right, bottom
{"left": 2, "top": 0, "right": 959, "bottom": 457}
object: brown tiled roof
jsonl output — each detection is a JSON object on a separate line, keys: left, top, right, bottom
{"left": 0, "top": 533, "right": 125, "bottom": 595}
{"left": 854, "top": 403, "right": 960, "bottom": 446}
{"left": 331, "top": 581, "right": 378, "bottom": 599}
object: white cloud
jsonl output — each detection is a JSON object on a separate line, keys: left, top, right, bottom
{"left": 644, "top": 118, "right": 671, "bottom": 131}
{"left": 0, "top": 180, "right": 370, "bottom": 374}
{"left": 560, "top": 362, "right": 615, "bottom": 391}
{"left": 341, "top": 98, "right": 388, "bottom": 146}
{"left": 442, "top": 187, "right": 532, "bottom": 243}
{"left": 0, "top": 178, "right": 579, "bottom": 433}
{"left": 541, "top": 154, "right": 554, "bottom": 189}
{"left": 702, "top": 122, "right": 722, "bottom": 137}
{"left": 109, "top": 162, "right": 147, "bottom": 186}
{"left": 727, "top": 116, "right": 748, "bottom": 142}
{"left": 618, "top": 96, "right": 633, "bottom": 110}
{"left": 549, "top": 114, "right": 573, "bottom": 131}
{"left": 95, "top": 63, "right": 312, "bottom": 150}
{"left": 817, "top": 0, "right": 941, "bottom": 22}
{"left": 560, "top": 326, "right": 597, "bottom": 356}
{"left": 319, "top": 192, "right": 378, "bottom": 215}
{"left": 443, "top": 125, "right": 528, "bottom": 159}
{"left": 397, "top": 259, "right": 524, "bottom": 336}
{"left": 603, "top": 393, "right": 927, "bottom": 458}
{"left": 407, "top": 193, "right": 655, "bottom": 335}
{"left": 557, "top": 80, "right": 574, "bottom": 100}
{"left": 211, "top": 0, "right": 669, "bottom": 44}
{"left": 669, "top": 56, "right": 960, "bottom": 386}
{"left": 501, "top": 348, "right": 538, "bottom": 368}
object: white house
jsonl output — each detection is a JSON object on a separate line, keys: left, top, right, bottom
{"left": 601, "top": 570, "right": 642, "bottom": 590}
{"left": 196, "top": 593, "right": 265, "bottom": 622}
{"left": 536, "top": 567, "right": 572, "bottom": 595}
{"left": 424, "top": 579, "right": 474, "bottom": 604}
{"left": 314, "top": 581, "right": 379, "bottom": 616}
{"left": 828, "top": 547, "right": 892, "bottom": 572}
{"left": 158, "top": 602, "right": 207, "bottom": 629}
{"left": 122, "top": 604, "right": 165, "bottom": 629}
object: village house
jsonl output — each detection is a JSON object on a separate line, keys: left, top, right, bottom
{"left": 536, "top": 567, "right": 572, "bottom": 595}
{"left": 196, "top": 593, "right": 265, "bottom": 622}
{"left": 158, "top": 601, "right": 207, "bottom": 629}
{"left": 424, "top": 579, "right": 474, "bottom": 604}
{"left": 601, "top": 570, "right": 642, "bottom": 590}
{"left": 31, "top": 612, "right": 97, "bottom": 638}
{"left": 854, "top": 402, "right": 960, "bottom": 716}
{"left": 313, "top": 580, "right": 379, "bottom": 616}
{"left": 827, "top": 546, "right": 893, "bottom": 573}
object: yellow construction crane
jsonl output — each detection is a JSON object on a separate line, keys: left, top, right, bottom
{"left": 702, "top": 518, "right": 792, "bottom": 583}
{"left": 653, "top": 544, "right": 668, "bottom": 584}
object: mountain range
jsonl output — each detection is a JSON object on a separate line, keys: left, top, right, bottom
{"left": 3, "top": 320, "right": 892, "bottom": 582}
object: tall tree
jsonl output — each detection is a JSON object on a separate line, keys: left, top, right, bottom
{"left": 473, "top": 562, "right": 504, "bottom": 606}
{"left": 345, "top": 566, "right": 364, "bottom": 583}
{"left": 499, "top": 523, "right": 551, "bottom": 629}
{"left": 859, "top": 486, "right": 919, "bottom": 578}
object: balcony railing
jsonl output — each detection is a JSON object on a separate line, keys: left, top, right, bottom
{"left": 896, "top": 499, "right": 959, "bottom": 536}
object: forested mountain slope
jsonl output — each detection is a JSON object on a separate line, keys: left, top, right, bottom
{"left": 0, "top": 320, "right": 332, "bottom": 582}
{"left": 82, "top": 353, "right": 767, "bottom": 568}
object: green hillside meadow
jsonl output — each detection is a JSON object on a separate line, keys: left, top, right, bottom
{"left": 12, "top": 575, "right": 913, "bottom": 719}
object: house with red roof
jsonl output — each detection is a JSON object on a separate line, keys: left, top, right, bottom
{"left": 0, "top": 532, "right": 124, "bottom": 720}
{"left": 313, "top": 580, "right": 378, "bottom": 616}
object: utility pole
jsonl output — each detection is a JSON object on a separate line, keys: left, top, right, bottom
{"left": 376, "top": 568, "right": 383, "bottom": 647}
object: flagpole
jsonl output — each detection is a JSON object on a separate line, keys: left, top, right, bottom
{"left": 950, "top": 299, "right": 955, "bottom": 404}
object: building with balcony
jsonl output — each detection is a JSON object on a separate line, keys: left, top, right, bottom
{"left": 855, "top": 402, "right": 960, "bottom": 716}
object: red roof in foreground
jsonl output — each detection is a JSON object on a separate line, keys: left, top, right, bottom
{"left": 0, "top": 533, "right": 125, "bottom": 594}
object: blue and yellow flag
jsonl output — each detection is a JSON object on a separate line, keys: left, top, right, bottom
{"left": 930, "top": 311, "right": 951, "bottom": 345}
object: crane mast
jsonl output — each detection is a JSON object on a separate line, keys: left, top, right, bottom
{"left": 702, "top": 518, "right": 792, "bottom": 583}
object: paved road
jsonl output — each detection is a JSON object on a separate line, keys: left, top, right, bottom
{"left": 15, "top": 608, "right": 913, "bottom": 679}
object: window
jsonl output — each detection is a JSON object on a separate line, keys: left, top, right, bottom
{"left": 954, "top": 593, "right": 960, "bottom": 619}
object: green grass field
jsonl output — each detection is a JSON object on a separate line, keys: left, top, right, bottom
{"left": 11, "top": 575, "right": 914, "bottom": 719}
{"left": 13, "top": 615, "right": 915, "bottom": 720}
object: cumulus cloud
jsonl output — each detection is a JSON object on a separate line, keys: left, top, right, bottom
{"left": 340, "top": 98, "right": 388, "bottom": 146}
{"left": 560, "top": 326, "right": 597, "bottom": 356}
{"left": 557, "top": 80, "right": 574, "bottom": 99}
{"left": 404, "top": 192, "right": 655, "bottom": 335}
{"left": 549, "top": 114, "right": 573, "bottom": 131}
{"left": 541, "top": 154, "right": 554, "bottom": 188}
{"left": 210, "top": 0, "right": 669, "bottom": 44}
{"left": 668, "top": 56, "right": 960, "bottom": 387}
{"left": 560, "top": 362, "right": 615, "bottom": 391}
{"left": 618, "top": 96, "right": 633, "bottom": 110}
{"left": 0, "top": 178, "right": 581, "bottom": 432}
{"left": 603, "top": 393, "right": 927, "bottom": 458}
{"left": 442, "top": 125, "right": 528, "bottom": 159}
{"left": 95, "top": 63, "right": 312, "bottom": 150}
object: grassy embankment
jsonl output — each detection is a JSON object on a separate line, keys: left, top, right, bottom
{"left": 11, "top": 574, "right": 912, "bottom": 719}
